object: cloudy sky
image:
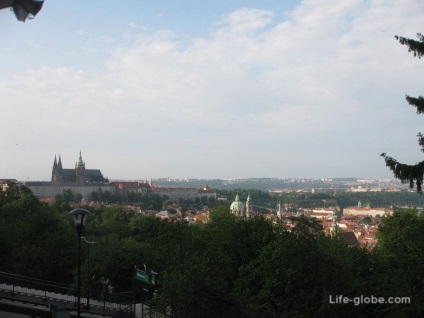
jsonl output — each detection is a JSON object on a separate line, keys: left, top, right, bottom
{"left": 1, "top": 0, "right": 423, "bottom": 181}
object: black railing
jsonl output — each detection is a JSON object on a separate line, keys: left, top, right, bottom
{"left": 0, "top": 271, "right": 135, "bottom": 317}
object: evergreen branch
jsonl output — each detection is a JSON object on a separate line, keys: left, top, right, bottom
{"left": 418, "top": 133, "right": 424, "bottom": 153}
{"left": 381, "top": 153, "right": 424, "bottom": 193}
{"left": 406, "top": 95, "right": 424, "bottom": 113}
{"left": 395, "top": 33, "right": 424, "bottom": 58}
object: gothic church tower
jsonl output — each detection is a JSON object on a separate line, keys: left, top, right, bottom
{"left": 51, "top": 155, "right": 64, "bottom": 181}
{"left": 75, "top": 151, "right": 86, "bottom": 183}
{"left": 51, "top": 155, "right": 58, "bottom": 181}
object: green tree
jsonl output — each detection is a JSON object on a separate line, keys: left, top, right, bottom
{"left": 0, "top": 188, "right": 76, "bottom": 283}
{"left": 74, "top": 193, "right": 83, "bottom": 202}
{"left": 235, "top": 230, "right": 374, "bottom": 317}
{"left": 374, "top": 209, "right": 424, "bottom": 316}
{"left": 162, "top": 199, "right": 171, "bottom": 211}
{"left": 208, "top": 196, "right": 216, "bottom": 207}
{"left": 88, "top": 205, "right": 132, "bottom": 237}
{"left": 158, "top": 207, "right": 242, "bottom": 317}
{"left": 88, "top": 234, "right": 143, "bottom": 292}
{"left": 382, "top": 33, "right": 424, "bottom": 193}
{"left": 200, "top": 196, "right": 208, "bottom": 206}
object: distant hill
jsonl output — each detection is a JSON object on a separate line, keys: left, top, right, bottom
{"left": 150, "top": 178, "right": 356, "bottom": 191}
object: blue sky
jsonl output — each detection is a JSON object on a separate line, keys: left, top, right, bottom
{"left": 1, "top": 0, "right": 423, "bottom": 181}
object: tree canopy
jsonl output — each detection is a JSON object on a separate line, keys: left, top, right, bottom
{"left": 2, "top": 184, "right": 424, "bottom": 316}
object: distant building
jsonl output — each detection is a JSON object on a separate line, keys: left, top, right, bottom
{"left": 152, "top": 186, "right": 199, "bottom": 201}
{"left": 111, "top": 181, "right": 151, "bottom": 196}
{"left": 311, "top": 209, "right": 335, "bottom": 220}
{"left": 51, "top": 151, "right": 107, "bottom": 183}
{"left": 246, "top": 194, "right": 252, "bottom": 218}
{"left": 343, "top": 203, "right": 393, "bottom": 217}
{"left": 152, "top": 183, "right": 217, "bottom": 202}
{"left": 26, "top": 151, "right": 110, "bottom": 200}
{"left": 198, "top": 185, "right": 217, "bottom": 201}
{"left": 230, "top": 193, "right": 245, "bottom": 217}
{"left": 0, "top": 179, "right": 22, "bottom": 191}
{"left": 26, "top": 181, "right": 115, "bottom": 200}
{"left": 230, "top": 193, "right": 253, "bottom": 218}
{"left": 350, "top": 186, "right": 368, "bottom": 193}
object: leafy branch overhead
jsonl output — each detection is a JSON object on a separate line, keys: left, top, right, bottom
{"left": 382, "top": 33, "right": 424, "bottom": 193}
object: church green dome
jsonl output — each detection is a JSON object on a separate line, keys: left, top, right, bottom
{"left": 230, "top": 193, "right": 244, "bottom": 216}
{"left": 230, "top": 200, "right": 244, "bottom": 211}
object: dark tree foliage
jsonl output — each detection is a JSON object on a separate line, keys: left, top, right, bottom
{"left": 382, "top": 33, "right": 424, "bottom": 193}
{"left": 374, "top": 209, "right": 424, "bottom": 316}
{"left": 0, "top": 183, "right": 76, "bottom": 283}
{"left": 3, "top": 184, "right": 424, "bottom": 316}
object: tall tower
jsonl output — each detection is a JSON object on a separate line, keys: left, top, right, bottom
{"left": 75, "top": 151, "right": 86, "bottom": 183}
{"left": 52, "top": 155, "right": 65, "bottom": 181}
{"left": 277, "top": 200, "right": 282, "bottom": 218}
{"left": 329, "top": 210, "right": 339, "bottom": 237}
{"left": 57, "top": 155, "right": 63, "bottom": 181}
{"left": 51, "top": 155, "right": 58, "bottom": 181}
{"left": 246, "top": 194, "right": 252, "bottom": 218}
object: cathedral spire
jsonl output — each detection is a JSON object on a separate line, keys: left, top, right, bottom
{"left": 78, "top": 150, "right": 84, "bottom": 165}
{"left": 58, "top": 155, "right": 63, "bottom": 170}
{"left": 51, "top": 155, "right": 58, "bottom": 181}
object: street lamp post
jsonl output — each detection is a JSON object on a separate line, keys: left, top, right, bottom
{"left": 69, "top": 208, "right": 90, "bottom": 318}
{"left": 82, "top": 237, "right": 97, "bottom": 309}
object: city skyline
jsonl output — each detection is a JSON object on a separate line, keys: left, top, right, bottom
{"left": 1, "top": 0, "right": 423, "bottom": 181}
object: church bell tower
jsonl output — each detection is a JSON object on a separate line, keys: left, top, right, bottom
{"left": 75, "top": 151, "right": 86, "bottom": 183}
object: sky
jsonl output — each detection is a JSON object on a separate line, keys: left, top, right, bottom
{"left": 1, "top": 0, "right": 423, "bottom": 181}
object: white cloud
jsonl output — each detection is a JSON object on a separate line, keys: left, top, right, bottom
{"left": 1, "top": 0, "right": 423, "bottom": 180}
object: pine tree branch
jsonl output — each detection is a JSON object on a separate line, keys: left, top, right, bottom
{"left": 394, "top": 33, "right": 424, "bottom": 58}
{"left": 418, "top": 133, "right": 424, "bottom": 153}
{"left": 406, "top": 95, "right": 424, "bottom": 113}
{"left": 380, "top": 153, "right": 424, "bottom": 193}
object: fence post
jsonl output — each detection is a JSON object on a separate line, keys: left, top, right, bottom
{"left": 12, "top": 273, "right": 15, "bottom": 296}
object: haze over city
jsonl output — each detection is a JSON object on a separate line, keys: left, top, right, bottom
{"left": 1, "top": 0, "right": 423, "bottom": 181}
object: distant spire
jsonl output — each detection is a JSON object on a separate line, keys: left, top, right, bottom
{"left": 58, "top": 155, "right": 63, "bottom": 170}
{"left": 52, "top": 155, "right": 58, "bottom": 181}
{"left": 78, "top": 150, "right": 84, "bottom": 165}
{"left": 235, "top": 192, "right": 240, "bottom": 202}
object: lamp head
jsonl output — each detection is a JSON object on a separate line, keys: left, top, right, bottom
{"left": 69, "top": 208, "right": 90, "bottom": 235}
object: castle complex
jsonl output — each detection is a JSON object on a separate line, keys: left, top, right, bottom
{"left": 23, "top": 152, "right": 216, "bottom": 202}
{"left": 51, "top": 152, "right": 107, "bottom": 183}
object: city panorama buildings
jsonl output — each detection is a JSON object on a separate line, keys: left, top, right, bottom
{"left": 24, "top": 152, "right": 216, "bottom": 202}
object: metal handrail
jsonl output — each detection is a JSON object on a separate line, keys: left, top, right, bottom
{"left": 0, "top": 271, "right": 134, "bottom": 316}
